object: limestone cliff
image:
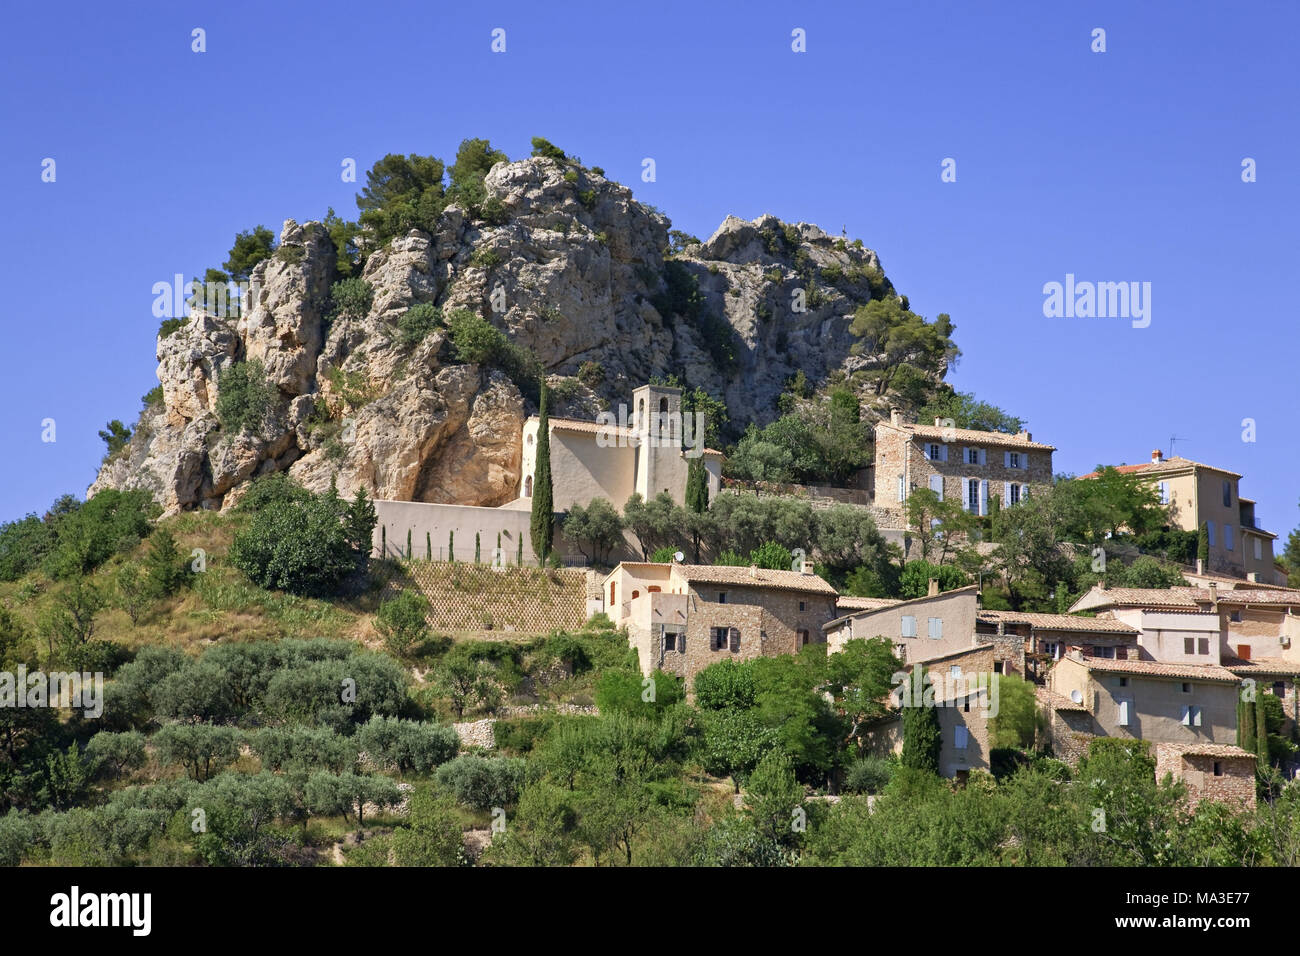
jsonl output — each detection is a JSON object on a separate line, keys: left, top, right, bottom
{"left": 90, "top": 156, "right": 914, "bottom": 514}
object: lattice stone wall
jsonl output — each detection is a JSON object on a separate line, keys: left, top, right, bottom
{"left": 377, "top": 560, "right": 588, "bottom": 634}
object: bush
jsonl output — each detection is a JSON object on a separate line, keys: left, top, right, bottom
{"left": 154, "top": 724, "right": 243, "bottom": 781}
{"left": 356, "top": 717, "right": 458, "bottom": 775}
{"left": 216, "top": 359, "right": 275, "bottom": 436}
{"left": 327, "top": 277, "right": 373, "bottom": 325}
{"left": 229, "top": 483, "right": 374, "bottom": 597}
{"left": 390, "top": 786, "right": 465, "bottom": 866}
{"left": 375, "top": 590, "right": 430, "bottom": 658}
{"left": 0, "top": 513, "right": 55, "bottom": 581}
{"left": 396, "top": 303, "right": 441, "bottom": 349}
{"left": 843, "top": 757, "right": 893, "bottom": 795}
{"left": 435, "top": 755, "right": 526, "bottom": 810}
{"left": 43, "top": 489, "right": 156, "bottom": 580}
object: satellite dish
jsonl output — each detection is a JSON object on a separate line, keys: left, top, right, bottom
{"left": 673, "top": 551, "right": 685, "bottom": 563}
{"left": 1070, "top": 689, "right": 1083, "bottom": 704}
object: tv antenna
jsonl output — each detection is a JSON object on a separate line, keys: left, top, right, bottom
{"left": 1168, "top": 435, "right": 1188, "bottom": 458}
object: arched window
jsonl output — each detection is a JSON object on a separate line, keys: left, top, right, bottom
{"left": 524, "top": 475, "right": 533, "bottom": 497}
{"left": 659, "top": 397, "right": 668, "bottom": 414}
{"left": 632, "top": 590, "right": 640, "bottom": 600}
{"left": 637, "top": 398, "right": 645, "bottom": 430}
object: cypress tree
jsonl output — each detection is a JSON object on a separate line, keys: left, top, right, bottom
{"left": 449, "top": 530, "right": 455, "bottom": 563}
{"left": 407, "top": 528, "right": 413, "bottom": 560}
{"left": 1256, "top": 693, "right": 1270, "bottom": 773}
{"left": 1241, "top": 691, "right": 1258, "bottom": 755}
{"left": 475, "top": 531, "right": 482, "bottom": 564}
{"left": 426, "top": 531, "right": 431, "bottom": 560}
{"left": 516, "top": 535, "right": 523, "bottom": 566}
{"left": 1198, "top": 522, "right": 1210, "bottom": 568}
{"left": 901, "top": 667, "right": 942, "bottom": 774}
{"left": 530, "top": 381, "right": 555, "bottom": 564}
{"left": 685, "top": 458, "right": 709, "bottom": 513}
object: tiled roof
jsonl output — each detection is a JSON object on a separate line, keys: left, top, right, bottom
{"left": 825, "top": 585, "right": 980, "bottom": 629}
{"left": 837, "top": 596, "right": 902, "bottom": 612}
{"left": 1075, "top": 587, "right": 1201, "bottom": 609}
{"left": 1223, "top": 657, "right": 1300, "bottom": 676}
{"left": 885, "top": 421, "right": 1055, "bottom": 451}
{"left": 1076, "top": 455, "right": 1240, "bottom": 480}
{"left": 674, "top": 564, "right": 840, "bottom": 596}
{"left": 1167, "top": 743, "right": 1256, "bottom": 760}
{"left": 1035, "top": 686, "right": 1088, "bottom": 712}
{"left": 1079, "top": 656, "right": 1240, "bottom": 683}
{"left": 1177, "top": 587, "right": 1300, "bottom": 606}
{"left": 977, "top": 610, "right": 1138, "bottom": 634}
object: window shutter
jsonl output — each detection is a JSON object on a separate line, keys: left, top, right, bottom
{"left": 1225, "top": 525, "right": 1233, "bottom": 551}
{"left": 1193, "top": 706, "right": 1202, "bottom": 727}
{"left": 1118, "top": 700, "right": 1129, "bottom": 726}
{"left": 1004, "top": 451, "right": 1011, "bottom": 468}
{"left": 954, "top": 726, "right": 968, "bottom": 750}
{"left": 978, "top": 448, "right": 987, "bottom": 466}
{"left": 901, "top": 615, "right": 916, "bottom": 638}
{"left": 930, "top": 474, "right": 944, "bottom": 500}
{"left": 1181, "top": 705, "right": 1191, "bottom": 726}
{"left": 898, "top": 476, "right": 905, "bottom": 502}
{"left": 728, "top": 628, "right": 740, "bottom": 653}
{"left": 1003, "top": 482, "right": 1012, "bottom": 507}
{"left": 1207, "top": 521, "right": 1215, "bottom": 547}
{"left": 979, "top": 480, "right": 989, "bottom": 516}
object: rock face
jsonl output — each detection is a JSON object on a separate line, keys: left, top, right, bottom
{"left": 91, "top": 157, "right": 906, "bottom": 514}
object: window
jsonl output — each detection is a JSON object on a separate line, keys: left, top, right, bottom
{"left": 1213, "top": 761, "right": 1223, "bottom": 777}
{"left": 993, "top": 661, "right": 1004, "bottom": 674}
{"left": 1223, "top": 480, "right": 1232, "bottom": 508}
{"left": 1197, "top": 638, "right": 1209, "bottom": 655}
{"left": 897, "top": 476, "right": 906, "bottom": 502}
{"left": 1009, "top": 483, "right": 1021, "bottom": 506}
{"left": 954, "top": 726, "right": 968, "bottom": 750}
{"left": 929, "top": 474, "right": 945, "bottom": 500}
{"left": 1181, "top": 705, "right": 1202, "bottom": 727}
{"left": 1117, "top": 699, "right": 1131, "bottom": 726}
{"left": 1181, "top": 682, "right": 1192, "bottom": 694}
{"left": 729, "top": 628, "right": 741, "bottom": 653}
{"left": 965, "top": 447, "right": 984, "bottom": 465}
{"left": 950, "top": 664, "right": 963, "bottom": 678}
{"left": 798, "top": 601, "right": 806, "bottom": 612}
{"left": 1229, "top": 610, "right": 1242, "bottom": 622}
{"left": 717, "top": 592, "right": 727, "bottom": 604}
{"left": 1005, "top": 451, "right": 1022, "bottom": 469}
{"left": 1157, "top": 481, "right": 1169, "bottom": 505}
{"left": 928, "top": 617, "right": 943, "bottom": 639}
{"left": 1184, "top": 637, "right": 1195, "bottom": 655}
{"left": 1273, "top": 681, "right": 1286, "bottom": 697}
{"left": 1225, "top": 525, "right": 1234, "bottom": 551}
{"left": 1092, "top": 646, "right": 1116, "bottom": 659}
{"left": 662, "top": 630, "right": 676, "bottom": 653}
{"left": 524, "top": 475, "right": 533, "bottom": 497}
{"left": 1043, "top": 641, "right": 1061, "bottom": 661}
{"left": 631, "top": 590, "right": 640, "bottom": 600}
{"left": 1207, "top": 521, "right": 1216, "bottom": 547}
{"left": 1118, "top": 677, "right": 1128, "bottom": 687}
{"left": 799, "top": 629, "right": 810, "bottom": 647}
{"left": 926, "top": 443, "right": 946, "bottom": 461}
{"left": 901, "top": 615, "right": 917, "bottom": 638}
{"left": 710, "top": 627, "right": 728, "bottom": 651}
{"left": 967, "top": 478, "right": 980, "bottom": 513}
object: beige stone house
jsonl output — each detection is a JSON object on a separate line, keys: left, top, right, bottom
{"left": 1078, "top": 450, "right": 1280, "bottom": 582}
{"left": 824, "top": 584, "right": 983, "bottom": 665}
{"left": 872, "top": 410, "right": 1055, "bottom": 518}
{"left": 601, "top": 561, "right": 839, "bottom": 687}
{"left": 516, "top": 384, "right": 723, "bottom": 513}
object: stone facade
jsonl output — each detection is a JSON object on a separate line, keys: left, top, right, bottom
{"left": 826, "top": 585, "right": 981, "bottom": 665}
{"left": 1153, "top": 743, "right": 1256, "bottom": 810}
{"left": 872, "top": 410, "right": 1054, "bottom": 517}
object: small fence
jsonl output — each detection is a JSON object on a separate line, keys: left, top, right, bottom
{"left": 374, "top": 559, "right": 590, "bottom": 635}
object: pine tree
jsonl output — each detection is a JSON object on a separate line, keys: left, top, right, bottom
{"left": 530, "top": 381, "right": 555, "bottom": 564}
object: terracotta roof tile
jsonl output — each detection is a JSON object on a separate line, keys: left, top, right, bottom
{"left": 1076, "top": 456, "right": 1241, "bottom": 480}
{"left": 977, "top": 610, "right": 1138, "bottom": 634}
{"left": 885, "top": 421, "right": 1055, "bottom": 451}
{"left": 1079, "top": 656, "right": 1240, "bottom": 683}
{"left": 674, "top": 564, "right": 839, "bottom": 595}
{"left": 837, "top": 596, "right": 903, "bottom": 612}
{"left": 1166, "top": 743, "right": 1256, "bottom": 759}
{"left": 1035, "top": 686, "right": 1088, "bottom": 712}
{"left": 1223, "top": 657, "right": 1300, "bottom": 676}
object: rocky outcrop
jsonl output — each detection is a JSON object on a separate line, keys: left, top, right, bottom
{"left": 91, "top": 156, "right": 909, "bottom": 514}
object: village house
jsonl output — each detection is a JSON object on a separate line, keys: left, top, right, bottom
{"left": 871, "top": 409, "right": 1055, "bottom": 517}
{"left": 600, "top": 560, "right": 839, "bottom": 687}
{"left": 973, "top": 609, "right": 1139, "bottom": 683}
{"left": 1041, "top": 653, "right": 1255, "bottom": 808}
{"left": 1077, "top": 450, "right": 1281, "bottom": 583}
{"left": 824, "top": 584, "right": 984, "bottom": 666}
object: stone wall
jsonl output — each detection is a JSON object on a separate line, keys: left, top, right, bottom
{"left": 1153, "top": 743, "right": 1256, "bottom": 810}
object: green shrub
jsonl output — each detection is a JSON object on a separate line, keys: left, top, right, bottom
{"left": 396, "top": 303, "right": 441, "bottom": 349}
{"left": 327, "top": 277, "right": 373, "bottom": 324}
{"left": 843, "top": 756, "right": 893, "bottom": 795}
{"left": 356, "top": 716, "right": 458, "bottom": 775}
{"left": 216, "top": 359, "right": 275, "bottom": 436}
{"left": 375, "top": 590, "right": 430, "bottom": 658}
{"left": 435, "top": 755, "right": 526, "bottom": 810}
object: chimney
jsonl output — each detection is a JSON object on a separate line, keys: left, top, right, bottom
{"left": 749, "top": 564, "right": 759, "bottom": 580}
{"left": 1196, "top": 558, "right": 1204, "bottom": 575}
{"left": 927, "top": 578, "right": 939, "bottom": 598}
{"left": 934, "top": 418, "right": 943, "bottom": 427}
{"left": 1208, "top": 582, "right": 1218, "bottom": 608}
{"left": 801, "top": 558, "right": 815, "bottom": 575}
{"left": 889, "top": 407, "right": 901, "bottom": 426}
{"left": 1151, "top": 449, "right": 1163, "bottom": 463}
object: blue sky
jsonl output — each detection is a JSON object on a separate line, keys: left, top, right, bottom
{"left": 2, "top": 0, "right": 1296, "bottom": 543}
